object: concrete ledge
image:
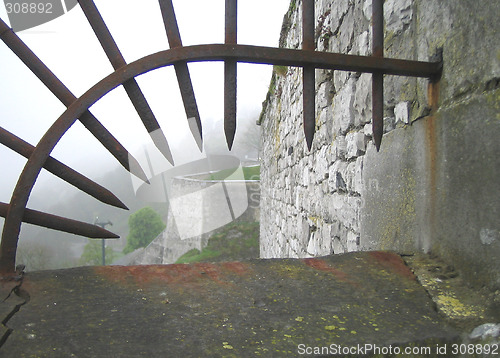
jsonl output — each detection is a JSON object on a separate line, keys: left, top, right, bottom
{"left": 1, "top": 252, "right": 460, "bottom": 357}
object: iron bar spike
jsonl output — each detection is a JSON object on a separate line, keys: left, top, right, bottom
{"left": 0, "top": 127, "right": 128, "bottom": 210}
{"left": 224, "top": 0, "right": 237, "bottom": 150}
{"left": 0, "top": 17, "right": 149, "bottom": 183}
{"left": 372, "top": 0, "right": 384, "bottom": 151}
{"left": 159, "top": 0, "right": 203, "bottom": 152}
{"left": 302, "top": 0, "right": 315, "bottom": 151}
{"left": 78, "top": 0, "right": 174, "bottom": 165}
{"left": 0, "top": 202, "right": 119, "bottom": 239}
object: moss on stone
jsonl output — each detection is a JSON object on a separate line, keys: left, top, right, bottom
{"left": 435, "top": 295, "right": 485, "bottom": 320}
{"left": 485, "top": 88, "right": 500, "bottom": 121}
{"left": 273, "top": 65, "right": 288, "bottom": 77}
{"left": 175, "top": 222, "right": 260, "bottom": 264}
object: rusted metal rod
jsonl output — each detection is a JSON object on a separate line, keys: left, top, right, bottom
{"left": 372, "top": 0, "right": 384, "bottom": 151}
{"left": 0, "top": 127, "right": 127, "bottom": 210}
{"left": 159, "top": 0, "right": 203, "bottom": 151}
{"left": 224, "top": 0, "right": 238, "bottom": 150}
{"left": 107, "top": 44, "right": 439, "bottom": 78}
{"left": 78, "top": 0, "right": 174, "bottom": 164}
{"left": 0, "top": 17, "right": 148, "bottom": 182}
{"left": 0, "top": 202, "right": 119, "bottom": 239}
{"left": 302, "top": 0, "right": 315, "bottom": 151}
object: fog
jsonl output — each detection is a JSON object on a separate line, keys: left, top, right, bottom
{"left": 0, "top": 0, "right": 289, "bottom": 268}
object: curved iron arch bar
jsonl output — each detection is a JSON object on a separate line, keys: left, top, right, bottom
{"left": 0, "top": 43, "right": 441, "bottom": 272}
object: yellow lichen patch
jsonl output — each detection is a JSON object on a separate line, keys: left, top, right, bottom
{"left": 222, "top": 342, "right": 234, "bottom": 350}
{"left": 266, "top": 261, "right": 309, "bottom": 280}
{"left": 308, "top": 216, "right": 323, "bottom": 226}
{"left": 485, "top": 88, "right": 500, "bottom": 120}
{"left": 378, "top": 166, "right": 417, "bottom": 250}
{"left": 405, "top": 254, "right": 491, "bottom": 325}
{"left": 295, "top": 316, "right": 303, "bottom": 322}
{"left": 435, "top": 295, "right": 485, "bottom": 319}
{"left": 324, "top": 325, "right": 336, "bottom": 331}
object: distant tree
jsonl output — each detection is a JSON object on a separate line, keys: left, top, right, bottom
{"left": 16, "top": 241, "right": 51, "bottom": 271}
{"left": 123, "top": 207, "right": 166, "bottom": 254}
{"left": 80, "top": 240, "right": 116, "bottom": 266}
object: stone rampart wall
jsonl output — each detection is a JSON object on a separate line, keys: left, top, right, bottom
{"left": 259, "top": 0, "right": 500, "bottom": 289}
{"left": 132, "top": 179, "right": 260, "bottom": 265}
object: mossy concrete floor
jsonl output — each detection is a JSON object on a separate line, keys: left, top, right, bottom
{"left": 0, "top": 251, "right": 496, "bottom": 357}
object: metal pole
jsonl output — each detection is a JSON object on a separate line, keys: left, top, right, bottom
{"left": 101, "top": 238, "right": 105, "bottom": 266}
{"left": 94, "top": 219, "right": 113, "bottom": 265}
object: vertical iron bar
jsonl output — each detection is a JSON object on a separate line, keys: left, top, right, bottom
{"left": 372, "top": 0, "right": 384, "bottom": 151}
{"left": 79, "top": 0, "right": 174, "bottom": 164}
{"left": 0, "top": 17, "right": 148, "bottom": 182}
{"left": 224, "top": 0, "right": 237, "bottom": 150}
{"left": 303, "top": 0, "right": 315, "bottom": 151}
{"left": 158, "top": 0, "right": 203, "bottom": 151}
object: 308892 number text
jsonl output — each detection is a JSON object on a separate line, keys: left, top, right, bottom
{"left": 5, "top": 2, "right": 53, "bottom": 14}
{"left": 451, "top": 343, "right": 498, "bottom": 356}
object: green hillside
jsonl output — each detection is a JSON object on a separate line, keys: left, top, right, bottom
{"left": 175, "top": 221, "right": 259, "bottom": 264}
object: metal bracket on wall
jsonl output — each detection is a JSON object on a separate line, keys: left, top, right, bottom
{"left": 0, "top": 0, "right": 442, "bottom": 273}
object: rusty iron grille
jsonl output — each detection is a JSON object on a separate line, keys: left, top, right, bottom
{"left": 0, "top": 0, "right": 442, "bottom": 274}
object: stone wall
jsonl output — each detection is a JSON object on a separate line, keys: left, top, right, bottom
{"left": 259, "top": 0, "right": 500, "bottom": 290}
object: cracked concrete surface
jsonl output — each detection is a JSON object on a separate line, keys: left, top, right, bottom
{"left": 0, "top": 265, "right": 29, "bottom": 346}
{"left": 0, "top": 251, "right": 475, "bottom": 357}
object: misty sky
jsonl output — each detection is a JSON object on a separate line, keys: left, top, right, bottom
{"left": 0, "top": 0, "right": 290, "bottom": 206}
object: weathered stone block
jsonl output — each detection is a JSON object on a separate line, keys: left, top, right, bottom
{"left": 332, "top": 236, "right": 346, "bottom": 254}
{"left": 353, "top": 156, "right": 364, "bottom": 194}
{"left": 328, "top": 160, "right": 348, "bottom": 193}
{"left": 384, "top": 0, "right": 413, "bottom": 33}
{"left": 332, "top": 135, "right": 347, "bottom": 159}
{"left": 330, "top": 0, "right": 351, "bottom": 35}
{"left": 363, "top": 123, "right": 373, "bottom": 137}
{"left": 384, "top": 116, "right": 396, "bottom": 133}
{"left": 332, "top": 78, "right": 355, "bottom": 134}
{"left": 346, "top": 230, "right": 360, "bottom": 252}
{"left": 362, "top": 0, "right": 372, "bottom": 21}
{"left": 346, "top": 131, "right": 367, "bottom": 158}
{"left": 314, "top": 146, "right": 330, "bottom": 183}
{"left": 395, "top": 101, "right": 410, "bottom": 124}
{"left": 354, "top": 30, "right": 370, "bottom": 56}
{"left": 317, "top": 81, "right": 335, "bottom": 109}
